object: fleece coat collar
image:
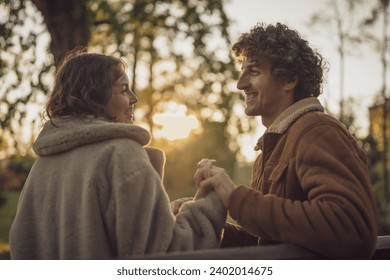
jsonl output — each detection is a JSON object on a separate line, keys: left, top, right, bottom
{"left": 33, "top": 116, "right": 151, "bottom": 156}
{"left": 255, "top": 97, "right": 324, "bottom": 151}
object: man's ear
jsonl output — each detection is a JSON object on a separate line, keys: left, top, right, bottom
{"left": 283, "top": 78, "right": 298, "bottom": 92}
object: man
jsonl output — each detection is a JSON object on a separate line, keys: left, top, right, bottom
{"left": 195, "top": 22, "right": 378, "bottom": 259}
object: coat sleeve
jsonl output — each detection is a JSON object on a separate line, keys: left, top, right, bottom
{"left": 228, "top": 123, "right": 378, "bottom": 259}
{"left": 168, "top": 192, "right": 227, "bottom": 251}
{"left": 104, "top": 145, "right": 226, "bottom": 258}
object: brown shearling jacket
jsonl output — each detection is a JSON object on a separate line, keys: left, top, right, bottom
{"left": 222, "top": 97, "right": 378, "bottom": 259}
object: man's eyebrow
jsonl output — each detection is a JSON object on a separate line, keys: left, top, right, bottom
{"left": 246, "top": 60, "right": 258, "bottom": 67}
{"left": 241, "top": 60, "right": 259, "bottom": 70}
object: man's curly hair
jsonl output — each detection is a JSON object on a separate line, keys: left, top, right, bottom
{"left": 232, "top": 22, "right": 327, "bottom": 101}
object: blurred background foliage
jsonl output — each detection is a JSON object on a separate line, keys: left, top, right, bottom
{"left": 1, "top": 0, "right": 390, "bottom": 259}
{"left": 1, "top": 0, "right": 255, "bottom": 195}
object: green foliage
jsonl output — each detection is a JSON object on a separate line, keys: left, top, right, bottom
{"left": 7, "top": 154, "right": 36, "bottom": 175}
{"left": 0, "top": 0, "right": 53, "bottom": 154}
{"left": 373, "top": 177, "right": 390, "bottom": 235}
{"left": 87, "top": 0, "right": 245, "bottom": 144}
{"left": 0, "top": 189, "right": 6, "bottom": 208}
{"left": 0, "top": 154, "right": 36, "bottom": 191}
{"left": 0, "top": 191, "right": 19, "bottom": 242}
{"left": 363, "top": 131, "right": 390, "bottom": 235}
{"left": 0, "top": 191, "right": 20, "bottom": 259}
{"left": 1, "top": 0, "right": 253, "bottom": 158}
{"left": 1, "top": 0, "right": 254, "bottom": 198}
{"left": 0, "top": 154, "right": 34, "bottom": 258}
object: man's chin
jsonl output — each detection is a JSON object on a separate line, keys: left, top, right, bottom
{"left": 244, "top": 108, "right": 258, "bottom": 117}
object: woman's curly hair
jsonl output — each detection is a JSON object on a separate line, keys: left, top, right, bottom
{"left": 232, "top": 22, "right": 327, "bottom": 101}
{"left": 45, "top": 47, "right": 126, "bottom": 121}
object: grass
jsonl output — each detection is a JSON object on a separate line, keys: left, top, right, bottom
{"left": 0, "top": 190, "right": 20, "bottom": 258}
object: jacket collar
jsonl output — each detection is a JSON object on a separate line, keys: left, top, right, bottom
{"left": 33, "top": 116, "right": 151, "bottom": 156}
{"left": 254, "top": 97, "right": 324, "bottom": 151}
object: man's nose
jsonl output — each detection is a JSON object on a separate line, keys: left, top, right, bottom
{"left": 237, "top": 73, "right": 249, "bottom": 90}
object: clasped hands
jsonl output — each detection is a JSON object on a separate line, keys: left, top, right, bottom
{"left": 171, "top": 158, "right": 237, "bottom": 215}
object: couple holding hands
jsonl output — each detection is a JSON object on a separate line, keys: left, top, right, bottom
{"left": 10, "top": 23, "right": 377, "bottom": 260}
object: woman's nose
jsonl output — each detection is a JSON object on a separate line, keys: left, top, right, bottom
{"left": 129, "top": 90, "right": 138, "bottom": 105}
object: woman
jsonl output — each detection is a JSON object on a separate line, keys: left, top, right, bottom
{"left": 9, "top": 49, "right": 226, "bottom": 259}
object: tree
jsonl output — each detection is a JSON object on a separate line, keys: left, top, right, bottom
{"left": 308, "top": 0, "right": 390, "bottom": 233}
{"left": 308, "top": 0, "right": 364, "bottom": 127}
{"left": 30, "top": 0, "right": 90, "bottom": 65}
{"left": 358, "top": 0, "right": 390, "bottom": 234}
{"left": 363, "top": 0, "right": 390, "bottom": 198}
{"left": 0, "top": 0, "right": 52, "bottom": 154}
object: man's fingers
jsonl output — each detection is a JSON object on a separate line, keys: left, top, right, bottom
{"left": 198, "top": 177, "right": 216, "bottom": 195}
{"left": 197, "top": 158, "right": 216, "bottom": 168}
{"left": 194, "top": 167, "right": 212, "bottom": 186}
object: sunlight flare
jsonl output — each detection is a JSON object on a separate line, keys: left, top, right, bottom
{"left": 153, "top": 102, "right": 199, "bottom": 141}
{"left": 153, "top": 114, "right": 199, "bottom": 140}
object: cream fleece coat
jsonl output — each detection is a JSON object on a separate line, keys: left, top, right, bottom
{"left": 10, "top": 117, "right": 227, "bottom": 259}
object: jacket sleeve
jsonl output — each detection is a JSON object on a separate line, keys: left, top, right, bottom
{"left": 228, "top": 123, "right": 378, "bottom": 259}
{"left": 105, "top": 145, "right": 226, "bottom": 258}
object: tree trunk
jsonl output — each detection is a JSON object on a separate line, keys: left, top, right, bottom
{"left": 31, "top": 0, "right": 90, "bottom": 65}
{"left": 381, "top": 0, "right": 389, "bottom": 197}
{"left": 333, "top": 0, "right": 345, "bottom": 122}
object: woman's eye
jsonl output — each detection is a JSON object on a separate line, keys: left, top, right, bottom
{"left": 120, "top": 86, "right": 128, "bottom": 94}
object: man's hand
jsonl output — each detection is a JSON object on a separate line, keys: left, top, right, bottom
{"left": 194, "top": 158, "right": 216, "bottom": 185}
{"left": 194, "top": 159, "right": 237, "bottom": 208}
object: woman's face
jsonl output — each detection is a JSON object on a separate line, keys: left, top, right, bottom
{"left": 105, "top": 72, "right": 138, "bottom": 124}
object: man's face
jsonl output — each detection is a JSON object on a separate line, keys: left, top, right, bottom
{"left": 237, "top": 56, "right": 292, "bottom": 126}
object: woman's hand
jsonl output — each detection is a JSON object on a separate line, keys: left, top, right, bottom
{"left": 170, "top": 197, "right": 193, "bottom": 215}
